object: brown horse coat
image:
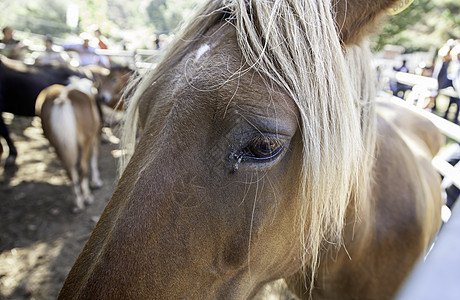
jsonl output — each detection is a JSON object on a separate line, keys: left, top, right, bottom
{"left": 287, "top": 100, "right": 443, "bottom": 299}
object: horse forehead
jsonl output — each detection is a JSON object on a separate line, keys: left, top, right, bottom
{"left": 185, "top": 28, "right": 295, "bottom": 113}
{"left": 141, "top": 23, "right": 298, "bottom": 129}
{"left": 195, "top": 44, "right": 211, "bottom": 60}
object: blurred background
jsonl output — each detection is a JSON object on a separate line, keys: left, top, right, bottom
{"left": 0, "top": 0, "right": 202, "bottom": 49}
{"left": 1, "top": 0, "right": 459, "bottom": 55}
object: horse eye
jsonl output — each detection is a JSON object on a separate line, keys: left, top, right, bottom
{"left": 242, "top": 136, "right": 284, "bottom": 160}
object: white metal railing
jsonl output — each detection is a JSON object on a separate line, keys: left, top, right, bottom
{"left": 393, "top": 71, "right": 438, "bottom": 90}
{"left": 0, "top": 44, "right": 160, "bottom": 70}
{"left": 95, "top": 48, "right": 161, "bottom": 70}
{"left": 389, "top": 71, "right": 459, "bottom": 108}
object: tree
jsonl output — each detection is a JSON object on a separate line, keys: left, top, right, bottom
{"left": 1, "top": 0, "right": 70, "bottom": 37}
{"left": 145, "top": 0, "right": 202, "bottom": 33}
{"left": 373, "top": 0, "right": 460, "bottom": 52}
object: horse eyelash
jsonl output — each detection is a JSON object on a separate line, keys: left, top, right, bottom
{"left": 229, "top": 136, "right": 284, "bottom": 172}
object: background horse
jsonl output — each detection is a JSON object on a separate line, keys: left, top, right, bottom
{"left": 94, "top": 65, "right": 134, "bottom": 140}
{"left": 0, "top": 55, "right": 117, "bottom": 167}
{"left": 0, "top": 55, "right": 85, "bottom": 166}
{"left": 96, "top": 65, "right": 133, "bottom": 111}
{"left": 36, "top": 77, "right": 102, "bottom": 212}
{"left": 60, "top": 0, "right": 443, "bottom": 299}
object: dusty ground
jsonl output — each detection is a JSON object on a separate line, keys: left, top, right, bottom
{"left": 0, "top": 114, "right": 120, "bottom": 299}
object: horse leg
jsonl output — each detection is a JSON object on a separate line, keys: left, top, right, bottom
{"left": 69, "top": 166, "right": 85, "bottom": 213}
{"left": 0, "top": 115, "right": 18, "bottom": 167}
{"left": 78, "top": 143, "right": 94, "bottom": 206}
{"left": 89, "top": 138, "right": 103, "bottom": 188}
{"left": 94, "top": 99, "right": 111, "bottom": 143}
{"left": 81, "top": 176, "right": 94, "bottom": 206}
{"left": 95, "top": 98, "right": 104, "bottom": 126}
{"left": 65, "top": 158, "right": 87, "bottom": 212}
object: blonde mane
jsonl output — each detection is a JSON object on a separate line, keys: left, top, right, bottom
{"left": 121, "top": 0, "right": 376, "bottom": 287}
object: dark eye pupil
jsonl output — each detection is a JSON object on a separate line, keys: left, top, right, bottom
{"left": 244, "top": 137, "right": 283, "bottom": 159}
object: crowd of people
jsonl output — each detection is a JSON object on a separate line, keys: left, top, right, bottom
{"left": 0, "top": 26, "right": 168, "bottom": 69}
{"left": 432, "top": 39, "right": 460, "bottom": 211}
{"left": 0, "top": 26, "right": 113, "bottom": 67}
{"left": 387, "top": 39, "right": 460, "bottom": 125}
{"left": 62, "top": 31, "right": 110, "bottom": 67}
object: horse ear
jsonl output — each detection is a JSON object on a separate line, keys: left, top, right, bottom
{"left": 333, "top": 0, "right": 400, "bottom": 44}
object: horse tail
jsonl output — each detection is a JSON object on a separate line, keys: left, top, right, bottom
{"left": 48, "top": 91, "right": 78, "bottom": 169}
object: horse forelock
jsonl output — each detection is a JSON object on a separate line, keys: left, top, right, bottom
{"left": 121, "top": 0, "right": 376, "bottom": 286}
{"left": 231, "top": 0, "right": 378, "bottom": 282}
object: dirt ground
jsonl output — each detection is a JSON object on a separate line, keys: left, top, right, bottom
{"left": 0, "top": 114, "right": 120, "bottom": 299}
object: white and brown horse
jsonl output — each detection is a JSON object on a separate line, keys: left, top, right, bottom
{"left": 60, "top": 0, "right": 443, "bottom": 299}
{"left": 0, "top": 55, "right": 88, "bottom": 166}
{"left": 36, "top": 77, "right": 102, "bottom": 212}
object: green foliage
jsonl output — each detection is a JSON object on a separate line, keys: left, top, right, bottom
{"left": 146, "top": 0, "right": 180, "bottom": 33}
{"left": 145, "top": 0, "right": 202, "bottom": 33}
{"left": 0, "top": 0, "right": 203, "bottom": 43}
{"left": 373, "top": 0, "right": 460, "bottom": 52}
{"left": 0, "top": 0, "right": 70, "bottom": 37}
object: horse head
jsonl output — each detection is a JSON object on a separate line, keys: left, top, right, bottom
{"left": 95, "top": 65, "right": 134, "bottom": 110}
{"left": 60, "top": 0, "right": 435, "bottom": 299}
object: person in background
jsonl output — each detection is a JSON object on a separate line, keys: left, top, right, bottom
{"left": 94, "top": 29, "right": 108, "bottom": 50}
{"left": 390, "top": 59, "right": 411, "bottom": 98}
{"left": 93, "top": 29, "right": 110, "bottom": 67}
{"left": 154, "top": 34, "right": 160, "bottom": 50}
{"left": 0, "top": 26, "right": 25, "bottom": 59}
{"left": 426, "top": 39, "right": 458, "bottom": 111}
{"left": 158, "top": 34, "right": 168, "bottom": 49}
{"left": 35, "top": 36, "right": 69, "bottom": 66}
{"left": 443, "top": 43, "right": 460, "bottom": 124}
{"left": 64, "top": 32, "right": 99, "bottom": 66}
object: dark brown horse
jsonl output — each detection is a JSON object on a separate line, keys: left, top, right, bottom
{"left": 60, "top": 0, "right": 443, "bottom": 299}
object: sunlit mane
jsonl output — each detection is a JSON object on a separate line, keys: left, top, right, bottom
{"left": 120, "top": 0, "right": 376, "bottom": 287}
